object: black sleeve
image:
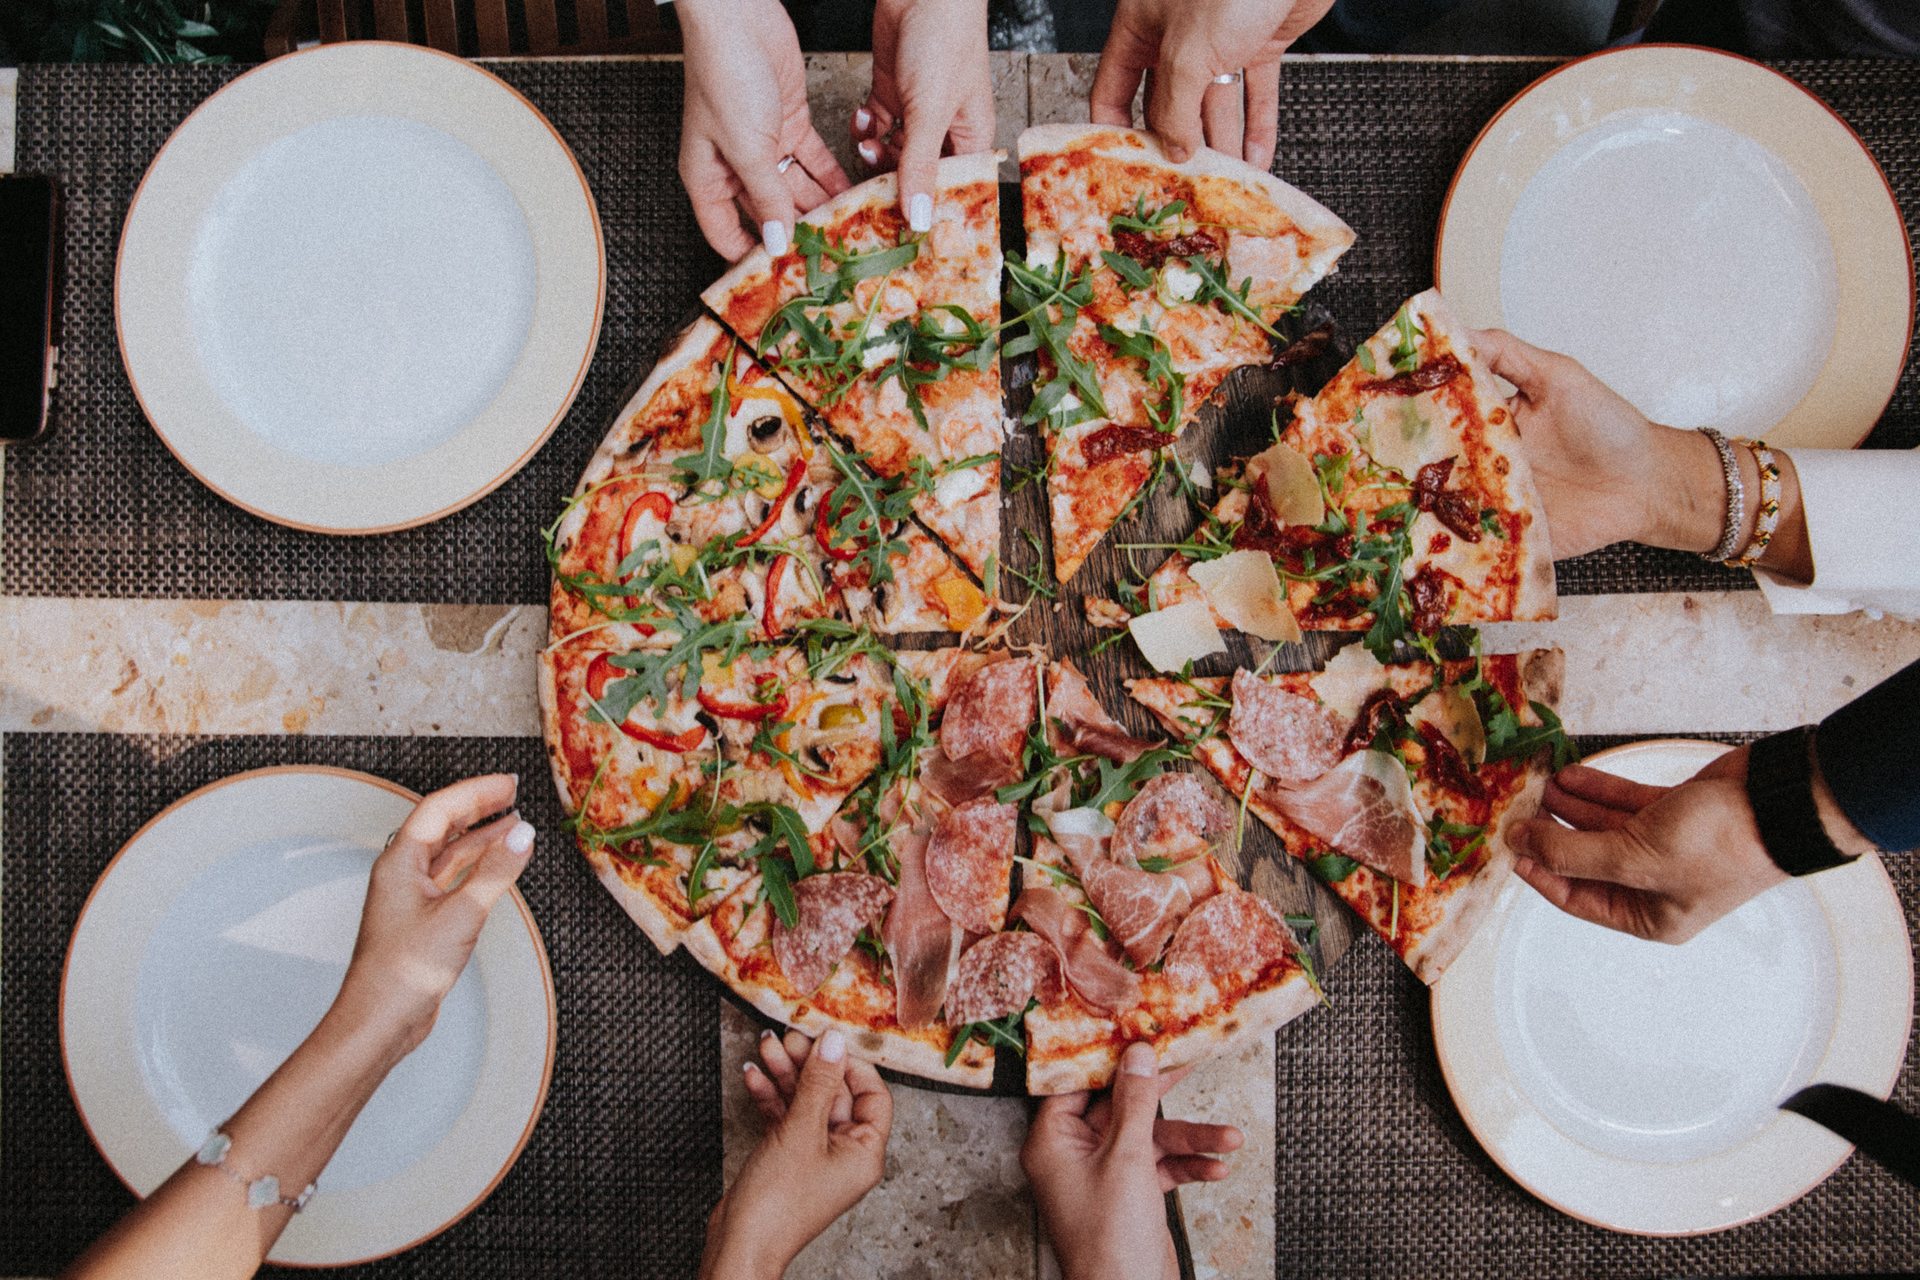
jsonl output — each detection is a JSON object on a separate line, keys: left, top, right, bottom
{"left": 1815, "top": 657, "right": 1920, "bottom": 853}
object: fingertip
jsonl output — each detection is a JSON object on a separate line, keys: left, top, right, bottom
{"left": 853, "top": 107, "right": 872, "bottom": 134}
{"left": 818, "top": 1028, "right": 846, "bottom": 1063}
{"left": 907, "top": 192, "right": 932, "bottom": 234}
{"left": 1121, "top": 1041, "right": 1157, "bottom": 1078}
{"left": 761, "top": 219, "right": 789, "bottom": 257}
{"left": 505, "top": 819, "right": 535, "bottom": 857}
{"left": 858, "top": 138, "right": 881, "bottom": 168}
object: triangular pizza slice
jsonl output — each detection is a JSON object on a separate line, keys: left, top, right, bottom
{"left": 702, "top": 155, "right": 1006, "bottom": 582}
{"left": 1015, "top": 124, "right": 1354, "bottom": 582}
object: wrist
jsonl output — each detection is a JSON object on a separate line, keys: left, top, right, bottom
{"left": 1645, "top": 425, "right": 1729, "bottom": 553}
{"left": 700, "top": 1231, "right": 795, "bottom": 1280}
{"left": 321, "top": 974, "right": 435, "bottom": 1069}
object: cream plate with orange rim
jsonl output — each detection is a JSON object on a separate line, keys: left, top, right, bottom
{"left": 117, "top": 41, "right": 603, "bottom": 533}
{"left": 61, "top": 767, "right": 555, "bottom": 1266}
{"left": 1436, "top": 45, "right": 1912, "bottom": 449}
{"left": 1431, "top": 739, "right": 1912, "bottom": 1235}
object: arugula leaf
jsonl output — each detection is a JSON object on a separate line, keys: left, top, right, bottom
{"left": 1178, "top": 253, "right": 1286, "bottom": 340}
{"left": 1079, "top": 746, "right": 1186, "bottom": 813}
{"left": 1283, "top": 911, "right": 1321, "bottom": 947}
{"left": 1096, "top": 321, "right": 1186, "bottom": 432}
{"left": 944, "top": 997, "right": 1037, "bottom": 1067}
{"left": 1101, "top": 248, "right": 1154, "bottom": 293}
{"left": 760, "top": 855, "right": 798, "bottom": 929}
{"left": 1109, "top": 195, "right": 1187, "bottom": 236}
{"left": 1307, "top": 852, "right": 1361, "bottom": 883}
{"left": 817, "top": 438, "right": 924, "bottom": 587}
{"left": 744, "top": 802, "right": 816, "bottom": 880}
{"left": 673, "top": 351, "right": 735, "bottom": 487}
{"left": 1390, "top": 306, "right": 1424, "bottom": 373}
{"left": 1426, "top": 821, "right": 1487, "bottom": 881}
{"left": 1006, "top": 256, "right": 1109, "bottom": 424}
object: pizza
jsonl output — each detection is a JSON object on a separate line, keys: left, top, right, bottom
{"left": 701, "top": 154, "right": 1006, "bottom": 583}
{"left": 545, "top": 315, "right": 992, "bottom": 646}
{"left": 1130, "top": 641, "right": 1569, "bottom": 983}
{"left": 1013, "top": 124, "right": 1355, "bottom": 583}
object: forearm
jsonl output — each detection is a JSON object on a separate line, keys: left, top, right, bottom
{"left": 63, "top": 997, "right": 412, "bottom": 1280}
{"left": 1642, "top": 424, "right": 1812, "bottom": 580}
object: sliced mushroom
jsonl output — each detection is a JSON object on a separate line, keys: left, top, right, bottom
{"left": 748, "top": 415, "right": 786, "bottom": 452}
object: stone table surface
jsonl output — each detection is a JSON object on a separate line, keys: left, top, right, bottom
{"left": 5, "top": 49, "right": 1919, "bottom": 1280}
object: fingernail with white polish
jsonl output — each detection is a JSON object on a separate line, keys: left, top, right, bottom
{"left": 762, "top": 220, "right": 789, "bottom": 256}
{"left": 506, "top": 820, "right": 536, "bottom": 855}
{"left": 854, "top": 108, "right": 872, "bottom": 132}
{"left": 1122, "top": 1041, "right": 1157, "bottom": 1077}
{"left": 858, "top": 138, "right": 880, "bottom": 166}
{"left": 818, "top": 1029, "right": 846, "bottom": 1063}
{"left": 908, "top": 192, "right": 932, "bottom": 233}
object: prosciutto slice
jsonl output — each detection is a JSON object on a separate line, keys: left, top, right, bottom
{"left": 1228, "top": 669, "right": 1346, "bottom": 783}
{"left": 771, "top": 873, "right": 896, "bottom": 995}
{"left": 1062, "top": 837, "right": 1193, "bottom": 969}
{"left": 945, "top": 931, "right": 1065, "bottom": 1026}
{"left": 1111, "top": 770, "right": 1234, "bottom": 868}
{"left": 882, "top": 806, "right": 962, "bottom": 1029}
{"left": 1261, "top": 748, "right": 1429, "bottom": 886}
{"left": 1013, "top": 882, "right": 1141, "bottom": 1015}
{"left": 1164, "top": 890, "right": 1294, "bottom": 990}
{"left": 925, "top": 797, "right": 1018, "bottom": 934}
{"left": 1046, "top": 661, "right": 1160, "bottom": 763}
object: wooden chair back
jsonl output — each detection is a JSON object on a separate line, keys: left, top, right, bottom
{"left": 263, "top": 0, "right": 682, "bottom": 59}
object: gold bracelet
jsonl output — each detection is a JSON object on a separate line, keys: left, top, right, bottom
{"left": 1727, "top": 438, "right": 1780, "bottom": 568}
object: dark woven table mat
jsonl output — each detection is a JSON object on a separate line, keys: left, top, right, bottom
{"left": 0, "top": 733, "right": 722, "bottom": 1279}
{"left": 8, "top": 58, "right": 1915, "bottom": 603}
{"left": 1271, "top": 730, "right": 1920, "bottom": 1279}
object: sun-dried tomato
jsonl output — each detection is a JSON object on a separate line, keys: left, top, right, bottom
{"left": 1082, "top": 423, "right": 1171, "bottom": 465}
{"left": 1414, "top": 457, "right": 1485, "bottom": 543}
{"left": 1367, "top": 353, "right": 1463, "bottom": 397}
{"left": 1110, "top": 228, "right": 1220, "bottom": 270}
{"left": 1419, "top": 725, "right": 1488, "bottom": 800}
{"left": 1344, "top": 688, "right": 1409, "bottom": 754}
{"left": 1273, "top": 322, "right": 1335, "bottom": 367}
{"left": 1408, "top": 571, "right": 1451, "bottom": 635}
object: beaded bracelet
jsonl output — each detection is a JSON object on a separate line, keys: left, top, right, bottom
{"left": 1727, "top": 438, "right": 1780, "bottom": 568}
{"left": 196, "top": 1130, "right": 315, "bottom": 1211}
{"left": 1698, "top": 427, "right": 1746, "bottom": 563}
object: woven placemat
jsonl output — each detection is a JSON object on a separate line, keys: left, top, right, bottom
{"left": 8, "top": 59, "right": 1915, "bottom": 603}
{"left": 1273, "top": 730, "right": 1920, "bottom": 1278}
{"left": 0, "top": 733, "right": 721, "bottom": 1279}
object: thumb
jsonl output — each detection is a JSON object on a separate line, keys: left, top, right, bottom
{"left": 1105, "top": 1041, "right": 1164, "bottom": 1158}
{"left": 1468, "top": 328, "right": 1543, "bottom": 394}
{"left": 787, "top": 1028, "right": 850, "bottom": 1134}
{"left": 1512, "top": 817, "right": 1638, "bottom": 886}
{"left": 454, "top": 817, "right": 536, "bottom": 916}
{"left": 896, "top": 107, "right": 942, "bottom": 234}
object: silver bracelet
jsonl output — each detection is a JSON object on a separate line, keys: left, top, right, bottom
{"left": 1698, "top": 427, "right": 1746, "bottom": 562}
{"left": 196, "top": 1130, "right": 315, "bottom": 1212}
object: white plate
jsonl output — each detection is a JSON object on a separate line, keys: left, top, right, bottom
{"left": 62, "top": 767, "right": 555, "bottom": 1266}
{"left": 117, "top": 42, "right": 603, "bottom": 532}
{"left": 1437, "top": 45, "right": 1912, "bottom": 449}
{"left": 1432, "top": 739, "right": 1913, "bottom": 1235}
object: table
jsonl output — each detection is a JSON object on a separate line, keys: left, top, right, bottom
{"left": 2, "top": 51, "right": 1918, "bottom": 1280}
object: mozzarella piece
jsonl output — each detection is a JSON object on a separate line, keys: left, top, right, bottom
{"left": 1160, "top": 263, "right": 1203, "bottom": 303}
{"left": 1128, "top": 600, "right": 1226, "bottom": 672}
{"left": 723, "top": 406, "right": 753, "bottom": 458}
{"left": 861, "top": 340, "right": 902, "bottom": 371}
{"left": 1189, "top": 550, "right": 1301, "bottom": 644}
{"left": 934, "top": 464, "right": 990, "bottom": 509}
{"left": 1046, "top": 807, "right": 1116, "bottom": 841}
{"left": 1026, "top": 243, "right": 1060, "bottom": 270}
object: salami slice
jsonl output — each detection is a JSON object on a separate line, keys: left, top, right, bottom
{"left": 942, "top": 657, "right": 1037, "bottom": 768}
{"left": 1163, "top": 890, "right": 1294, "bottom": 990}
{"left": 925, "top": 797, "right": 1017, "bottom": 934}
{"left": 944, "top": 930, "right": 1064, "bottom": 1026}
{"left": 1111, "top": 770, "right": 1234, "bottom": 867}
{"left": 1228, "top": 668, "right": 1345, "bottom": 783}
{"left": 771, "top": 872, "right": 896, "bottom": 995}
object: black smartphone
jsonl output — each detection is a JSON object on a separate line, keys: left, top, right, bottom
{"left": 0, "top": 173, "right": 61, "bottom": 444}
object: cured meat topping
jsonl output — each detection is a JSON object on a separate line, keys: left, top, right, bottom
{"left": 1082, "top": 424, "right": 1173, "bottom": 466}
{"left": 771, "top": 873, "right": 896, "bottom": 995}
{"left": 883, "top": 807, "right": 958, "bottom": 1029}
{"left": 1111, "top": 227, "right": 1220, "bottom": 270}
{"left": 1164, "top": 891, "right": 1293, "bottom": 990}
{"left": 1013, "top": 883, "right": 1140, "bottom": 1015}
{"left": 942, "top": 659, "right": 1036, "bottom": 769}
{"left": 1047, "top": 661, "right": 1160, "bottom": 763}
{"left": 1111, "top": 770, "right": 1233, "bottom": 867}
{"left": 1227, "top": 669, "right": 1346, "bottom": 784}
{"left": 945, "top": 931, "right": 1064, "bottom": 1026}
{"left": 1067, "top": 839, "right": 1193, "bottom": 969}
{"left": 925, "top": 797, "right": 1018, "bottom": 934}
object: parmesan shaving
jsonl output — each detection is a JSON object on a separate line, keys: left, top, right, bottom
{"left": 1128, "top": 600, "right": 1226, "bottom": 672}
{"left": 1410, "top": 685, "right": 1486, "bottom": 767}
{"left": 1189, "top": 550, "right": 1301, "bottom": 644}
{"left": 1248, "top": 441, "right": 1323, "bottom": 527}
{"left": 1046, "top": 807, "right": 1116, "bottom": 841}
{"left": 1308, "top": 643, "right": 1387, "bottom": 721}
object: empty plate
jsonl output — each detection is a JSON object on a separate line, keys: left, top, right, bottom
{"left": 1431, "top": 739, "right": 1912, "bottom": 1234}
{"left": 62, "top": 766, "right": 554, "bottom": 1265}
{"left": 1436, "top": 45, "right": 1911, "bottom": 449}
{"left": 117, "top": 42, "right": 603, "bottom": 532}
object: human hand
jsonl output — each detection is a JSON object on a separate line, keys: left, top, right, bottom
{"left": 332, "top": 774, "right": 536, "bottom": 1058}
{"left": 1510, "top": 751, "right": 1791, "bottom": 944}
{"left": 677, "top": 0, "right": 852, "bottom": 261}
{"left": 1022, "top": 1042, "right": 1243, "bottom": 1280}
{"left": 1090, "top": 0, "right": 1335, "bottom": 169}
{"left": 701, "top": 1028, "right": 893, "bottom": 1280}
{"left": 854, "top": 0, "right": 995, "bottom": 231}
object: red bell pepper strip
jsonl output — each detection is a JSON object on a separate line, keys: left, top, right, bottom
{"left": 813, "top": 491, "right": 873, "bottom": 562}
{"left": 585, "top": 654, "right": 708, "bottom": 753}
{"left": 617, "top": 491, "right": 674, "bottom": 562}
{"left": 734, "top": 457, "right": 808, "bottom": 549}
{"left": 697, "top": 674, "right": 788, "bottom": 721}
{"left": 763, "top": 553, "right": 791, "bottom": 636}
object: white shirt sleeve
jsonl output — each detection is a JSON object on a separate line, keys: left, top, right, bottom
{"left": 1752, "top": 447, "right": 1920, "bottom": 621}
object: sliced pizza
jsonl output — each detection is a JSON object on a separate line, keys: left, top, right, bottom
{"left": 1130, "top": 642, "right": 1569, "bottom": 983}
{"left": 546, "top": 316, "right": 991, "bottom": 646}
{"left": 702, "top": 154, "right": 1006, "bottom": 581}
{"left": 1013, "top": 124, "right": 1354, "bottom": 582}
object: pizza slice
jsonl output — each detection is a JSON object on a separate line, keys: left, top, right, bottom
{"left": 539, "top": 625, "right": 894, "bottom": 956}
{"left": 702, "top": 154, "right": 1006, "bottom": 581}
{"left": 1014, "top": 124, "right": 1354, "bottom": 582}
{"left": 1130, "top": 641, "right": 1569, "bottom": 983}
{"left": 546, "top": 316, "right": 991, "bottom": 646}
